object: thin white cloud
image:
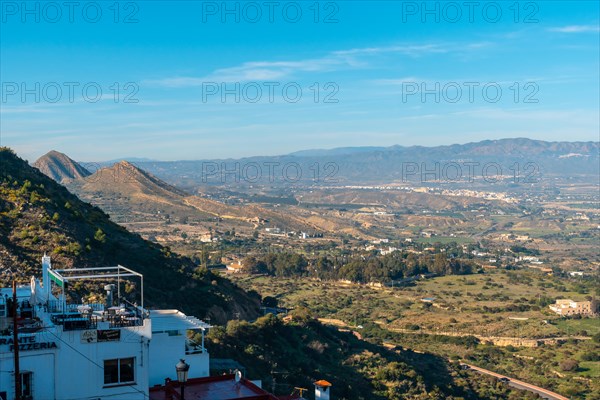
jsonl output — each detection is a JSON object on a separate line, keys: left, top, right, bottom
{"left": 147, "top": 41, "right": 491, "bottom": 87}
{"left": 373, "top": 77, "right": 435, "bottom": 86}
{"left": 206, "top": 58, "right": 344, "bottom": 82}
{"left": 147, "top": 56, "right": 351, "bottom": 87}
{"left": 0, "top": 106, "right": 53, "bottom": 114}
{"left": 334, "top": 42, "right": 492, "bottom": 57}
{"left": 332, "top": 43, "right": 448, "bottom": 57}
{"left": 548, "top": 25, "right": 600, "bottom": 33}
{"left": 450, "top": 107, "right": 597, "bottom": 123}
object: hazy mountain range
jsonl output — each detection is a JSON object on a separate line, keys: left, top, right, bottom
{"left": 62, "top": 159, "right": 342, "bottom": 236}
{"left": 31, "top": 148, "right": 510, "bottom": 241}
{"left": 33, "top": 138, "right": 599, "bottom": 189}
{"left": 125, "top": 138, "right": 600, "bottom": 187}
{"left": 290, "top": 138, "right": 599, "bottom": 157}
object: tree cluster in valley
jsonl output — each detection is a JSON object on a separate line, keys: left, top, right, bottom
{"left": 241, "top": 250, "right": 477, "bottom": 284}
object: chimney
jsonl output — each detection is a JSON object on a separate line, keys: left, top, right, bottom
{"left": 105, "top": 284, "right": 116, "bottom": 308}
{"left": 42, "top": 253, "right": 51, "bottom": 297}
{"left": 314, "top": 380, "right": 332, "bottom": 400}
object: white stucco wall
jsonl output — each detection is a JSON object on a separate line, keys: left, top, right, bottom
{"left": 0, "top": 321, "right": 151, "bottom": 400}
{"left": 148, "top": 330, "right": 209, "bottom": 387}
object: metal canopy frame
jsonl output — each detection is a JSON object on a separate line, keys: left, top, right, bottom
{"left": 47, "top": 264, "right": 144, "bottom": 310}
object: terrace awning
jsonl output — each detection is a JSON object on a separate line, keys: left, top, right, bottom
{"left": 150, "top": 309, "right": 211, "bottom": 332}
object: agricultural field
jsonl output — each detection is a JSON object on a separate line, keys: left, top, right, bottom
{"left": 234, "top": 269, "right": 599, "bottom": 339}
{"left": 232, "top": 269, "right": 600, "bottom": 399}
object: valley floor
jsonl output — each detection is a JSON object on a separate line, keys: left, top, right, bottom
{"left": 230, "top": 272, "right": 600, "bottom": 399}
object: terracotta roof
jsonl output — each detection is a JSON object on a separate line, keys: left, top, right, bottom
{"left": 313, "top": 380, "right": 332, "bottom": 387}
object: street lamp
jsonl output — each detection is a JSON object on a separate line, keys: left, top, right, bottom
{"left": 175, "top": 359, "right": 190, "bottom": 400}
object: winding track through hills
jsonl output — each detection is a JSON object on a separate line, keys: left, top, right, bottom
{"left": 462, "top": 363, "right": 570, "bottom": 400}
{"left": 319, "top": 318, "right": 576, "bottom": 400}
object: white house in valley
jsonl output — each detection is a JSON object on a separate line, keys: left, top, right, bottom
{"left": 548, "top": 299, "right": 599, "bottom": 316}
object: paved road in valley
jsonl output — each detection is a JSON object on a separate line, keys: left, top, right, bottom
{"left": 462, "top": 363, "right": 570, "bottom": 400}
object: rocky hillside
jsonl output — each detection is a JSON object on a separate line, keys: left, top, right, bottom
{"left": 67, "top": 160, "right": 211, "bottom": 223}
{"left": 0, "top": 148, "right": 260, "bottom": 323}
{"left": 74, "top": 160, "right": 189, "bottom": 199}
{"left": 67, "top": 159, "right": 326, "bottom": 234}
{"left": 33, "top": 150, "right": 91, "bottom": 183}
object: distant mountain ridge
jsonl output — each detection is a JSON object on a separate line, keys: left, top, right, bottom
{"left": 128, "top": 138, "right": 599, "bottom": 186}
{"left": 68, "top": 160, "right": 337, "bottom": 235}
{"left": 75, "top": 160, "right": 189, "bottom": 199}
{"left": 33, "top": 150, "right": 91, "bottom": 183}
{"left": 289, "top": 138, "right": 599, "bottom": 157}
{"left": 66, "top": 160, "right": 216, "bottom": 229}
{"left": 30, "top": 138, "right": 600, "bottom": 189}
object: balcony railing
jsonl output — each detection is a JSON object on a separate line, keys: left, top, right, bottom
{"left": 47, "top": 301, "right": 144, "bottom": 331}
{"left": 51, "top": 314, "right": 97, "bottom": 331}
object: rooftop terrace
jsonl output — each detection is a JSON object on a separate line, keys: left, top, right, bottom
{"left": 0, "top": 262, "right": 149, "bottom": 335}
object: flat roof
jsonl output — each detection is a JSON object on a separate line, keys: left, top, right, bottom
{"left": 150, "top": 309, "right": 210, "bottom": 332}
{"left": 149, "top": 374, "right": 281, "bottom": 400}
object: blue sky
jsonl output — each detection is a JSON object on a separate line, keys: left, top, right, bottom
{"left": 1, "top": 1, "right": 599, "bottom": 161}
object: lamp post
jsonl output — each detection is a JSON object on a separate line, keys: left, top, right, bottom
{"left": 175, "top": 359, "right": 190, "bottom": 400}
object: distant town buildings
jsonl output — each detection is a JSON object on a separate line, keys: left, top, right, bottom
{"left": 201, "top": 234, "right": 219, "bottom": 243}
{"left": 380, "top": 247, "right": 398, "bottom": 255}
{"left": 226, "top": 259, "right": 245, "bottom": 273}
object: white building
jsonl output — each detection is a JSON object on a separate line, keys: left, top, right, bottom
{"left": 548, "top": 299, "right": 599, "bottom": 316}
{"left": 380, "top": 247, "right": 398, "bottom": 255}
{"left": 0, "top": 255, "right": 210, "bottom": 400}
